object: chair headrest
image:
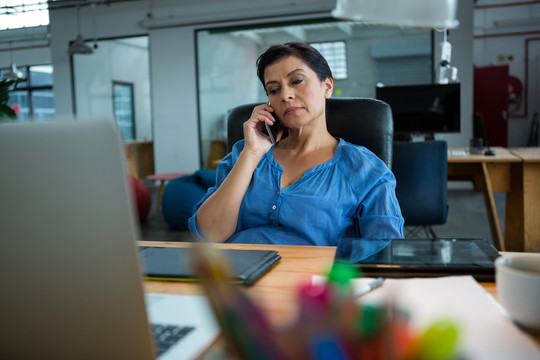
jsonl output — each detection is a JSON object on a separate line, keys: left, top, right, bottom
{"left": 226, "top": 97, "right": 394, "bottom": 167}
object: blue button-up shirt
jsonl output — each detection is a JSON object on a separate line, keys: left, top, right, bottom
{"left": 189, "top": 138, "right": 404, "bottom": 246}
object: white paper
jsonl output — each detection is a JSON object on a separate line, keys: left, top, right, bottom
{"left": 313, "top": 275, "right": 540, "bottom": 360}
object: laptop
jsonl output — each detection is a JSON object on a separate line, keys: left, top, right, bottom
{"left": 334, "top": 238, "right": 501, "bottom": 281}
{"left": 0, "top": 119, "right": 219, "bottom": 359}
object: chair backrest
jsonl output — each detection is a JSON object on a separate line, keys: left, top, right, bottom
{"left": 226, "top": 97, "right": 394, "bottom": 167}
{"left": 392, "top": 140, "right": 448, "bottom": 226}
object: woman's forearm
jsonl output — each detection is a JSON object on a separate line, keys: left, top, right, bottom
{"left": 195, "top": 149, "right": 263, "bottom": 242}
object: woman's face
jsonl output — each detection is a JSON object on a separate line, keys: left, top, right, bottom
{"left": 263, "top": 55, "right": 333, "bottom": 131}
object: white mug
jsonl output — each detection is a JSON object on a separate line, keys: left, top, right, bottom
{"left": 495, "top": 253, "right": 540, "bottom": 330}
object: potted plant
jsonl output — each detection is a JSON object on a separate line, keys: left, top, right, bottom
{"left": 0, "top": 77, "right": 23, "bottom": 122}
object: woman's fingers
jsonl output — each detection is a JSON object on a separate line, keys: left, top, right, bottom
{"left": 243, "top": 104, "right": 278, "bottom": 151}
{"left": 246, "top": 104, "right": 277, "bottom": 131}
{"left": 250, "top": 104, "right": 275, "bottom": 125}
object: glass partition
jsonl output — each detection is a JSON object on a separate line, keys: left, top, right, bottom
{"left": 196, "top": 20, "right": 432, "bottom": 168}
{"left": 72, "top": 36, "right": 152, "bottom": 142}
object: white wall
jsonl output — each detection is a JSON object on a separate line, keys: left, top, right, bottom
{"left": 47, "top": 0, "right": 335, "bottom": 173}
{"left": 2, "top": 0, "right": 477, "bottom": 172}
{"left": 149, "top": 26, "right": 200, "bottom": 173}
{"left": 435, "top": 0, "right": 474, "bottom": 147}
{"left": 47, "top": 2, "right": 202, "bottom": 172}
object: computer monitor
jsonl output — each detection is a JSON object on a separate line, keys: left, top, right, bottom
{"left": 376, "top": 83, "right": 460, "bottom": 137}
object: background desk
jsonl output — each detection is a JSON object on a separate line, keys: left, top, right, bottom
{"left": 447, "top": 147, "right": 540, "bottom": 252}
{"left": 139, "top": 241, "right": 540, "bottom": 350}
{"left": 507, "top": 148, "right": 540, "bottom": 252}
{"left": 124, "top": 141, "right": 154, "bottom": 179}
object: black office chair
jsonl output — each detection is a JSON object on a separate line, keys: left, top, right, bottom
{"left": 226, "top": 97, "right": 394, "bottom": 168}
{"left": 392, "top": 140, "right": 448, "bottom": 238}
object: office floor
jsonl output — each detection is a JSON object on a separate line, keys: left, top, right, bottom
{"left": 139, "top": 180, "right": 506, "bottom": 247}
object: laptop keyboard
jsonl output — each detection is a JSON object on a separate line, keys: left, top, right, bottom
{"left": 152, "top": 323, "right": 194, "bottom": 356}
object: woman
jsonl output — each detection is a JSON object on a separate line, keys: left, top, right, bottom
{"left": 189, "top": 42, "right": 404, "bottom": 245}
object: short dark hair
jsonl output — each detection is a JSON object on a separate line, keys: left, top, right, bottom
{"left": 256, "top": 42, "right": 333, "bottom": 89}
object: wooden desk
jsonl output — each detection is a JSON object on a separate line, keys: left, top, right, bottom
{"left": 508, "top": 148, "right": 540, "bottom": 252}
{"left": 140, "top": 241, "right": 540, "bottom": 351}
{"left": 447, "top": 147, "right": 523, "bottom": 251}
{"left": 141, "top": 241, "right": 332, "bottom": 326}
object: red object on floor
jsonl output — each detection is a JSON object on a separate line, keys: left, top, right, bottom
{"left": 128, "top": 175, "right": 152, "bottom": 222}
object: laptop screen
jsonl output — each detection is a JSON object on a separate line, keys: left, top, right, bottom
{"left": 0, "top": 119, "right": 219, "bottom": 360}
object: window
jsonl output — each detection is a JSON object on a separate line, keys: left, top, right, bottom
{"left": 112, "top": 81, "right": 136, "bottom": 141}
{"left": 310, "top": 41, "right": 348, "bottom": 80}
{"left": 0, "top": 0, "right": 49, "bottom": 30}
{"left": 1, "top": 64, "right": 54, "bottom": 121}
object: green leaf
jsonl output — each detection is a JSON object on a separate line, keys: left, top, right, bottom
{"left": 0, "top": 103, "right": 17, "bottom": 120}
{"left": 0, "top": 79, "right": 16, "bottom": 103}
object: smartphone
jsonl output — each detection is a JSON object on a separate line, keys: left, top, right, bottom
{"left": 264, "top": 102, "right": 281, "bottom": 144}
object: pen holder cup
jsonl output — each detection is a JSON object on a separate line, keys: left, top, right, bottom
{"left": 469, "top": 138, "right": 484, "bottom": 155}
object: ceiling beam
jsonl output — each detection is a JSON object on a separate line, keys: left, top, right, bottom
{"left": 283, "top": 26, "right": 306, "bottom": 41}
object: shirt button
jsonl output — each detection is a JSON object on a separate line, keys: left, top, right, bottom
{"left": 272, "top": 205, "right": 277, "bottom": 210}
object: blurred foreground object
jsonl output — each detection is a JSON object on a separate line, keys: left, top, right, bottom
{"left": 192, "top": 247, "right": 461, "bottom": 360}
{"left": 496, "top": 253, "right": 540, "bottom": 331}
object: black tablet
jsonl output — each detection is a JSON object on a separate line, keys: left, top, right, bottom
{"left": 138, "top": 246, "right": 281, "bottom": 286}
{"left": 334, "top": 238, "right": 500, "bottom": 282}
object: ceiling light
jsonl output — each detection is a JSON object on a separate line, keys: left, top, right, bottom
{"left": 332, "top": 0, "right": 459, "bottom": 29}
{"left": 68, "top": 34, "right": 94, "bottom": 55}
{"left": 68, "top": 7, "right": 94, "bottom": 55}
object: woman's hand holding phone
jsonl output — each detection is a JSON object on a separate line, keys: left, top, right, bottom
{"left": 243, "top": 103, "right": 282, "bottom": 156}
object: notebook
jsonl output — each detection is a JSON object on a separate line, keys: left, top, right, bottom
{"left": 0, "top": 119, "right": 219, "bottom": 360}
{"left": 139, "top": 246, "right": 281, "bottom": 286}
{"left": 334, "top": 238, "right": 501, "bottom": 281}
